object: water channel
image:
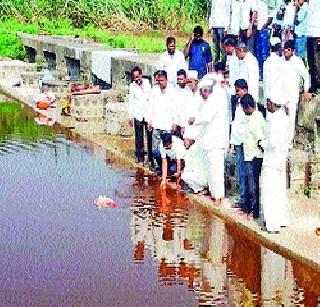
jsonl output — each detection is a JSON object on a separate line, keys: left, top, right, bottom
{"left": 0, "top": 100, "right": 319, "bottom": 306}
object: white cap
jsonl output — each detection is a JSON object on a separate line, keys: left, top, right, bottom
{"left": 187, "top": 70, "right": 198, "bottom": 79}
{"left": 268, "top": 90, "right": 287, "bottom": 105}
{"left": 270, "top": 37, "right": 281, "bottom": 46}
{"left": 202, "top": 72, "right": 224, "bottom": 84}
{"left": 198, "top": 79, "right": 213, "bottom": 89}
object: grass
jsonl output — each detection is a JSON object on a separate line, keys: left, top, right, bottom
{"left": 0, "top": 102, "right": 23, "bottom": 113}
{"left": 0, "top": 18, "right": 194, "bottom": 59}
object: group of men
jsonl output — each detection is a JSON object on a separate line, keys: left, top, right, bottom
{"left": 128, "top": 0, "right": 320, "bottom": 234}
{"left": 209, "top": 0, "right": 320, "bottom": 91}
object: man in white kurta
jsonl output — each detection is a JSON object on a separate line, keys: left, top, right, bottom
{"left": 263, "top": 37, "right": 283, "bottom": 102}
{"left": 281, "top": 40, "right": 310, "bottom": 144}
{"left": 158, "top": 37, "right": 187, "bottom": 87}
{"left": 173, "top": 69, "right": 191, "bottom": 138}
{"left": 191, "top": 78, "right": 229, "bottom": 203}
{"left": 229, "top": 43, "right": 259, "bottom": 103}
{"left": 260, "top": 93, "right": 290, "bottom": 233}
{"left": 283, "top": 0, "right": 296, "bottom": 39}
{"left": 183, "top": 70, "right": 202, "bottom": 141}
{"left": 229, "top": 0, "right": 241, "bottom": 36}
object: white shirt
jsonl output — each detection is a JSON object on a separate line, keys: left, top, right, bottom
{"left": 209, "top": 0, "right": 231, "bottom": 29}
{"left": 230, "top": 0, "right": 242, "bottom": 34}
{"left": 128, "top": 78, "right": 151, "bottom": 121}
{"left": 256, "top": 0, "right": 270, "bottom": 30}
{"left": 230, "top": 102, "right": 246, "bottom": 145}
{"left": 242, "top": 110, "right": 266, "bottom": 161}
{"left": 195, "top": 86, "right": 229, "bottom": 150}
{"left": 306, "top": 0, "right": 320, "bottom": 37}
{"left": 158, "top": 50, "right": 187, "bottom": 86}
{"left": 263, "top": 53, "right": 283, "bottom": 101}
{"left": 261, "top": 108, "right": 289, "bottom": 170}
{"left": 159, "top": 136, "right": 186, "bottom": 160}
{"left": 174, "top": 87, "right": 192, "bottom": 127}
{"left": 281, "top": 55, "right": 310, "bottom": 103}
{"left": 183, "top": 90, "right": 202, "bottom": 140}
{"left": 229, "top": 52, "right": 259, "bottom": 101}
{"left": 146, "top": 84, "right": 176, "bottom": 131}
{"left": 295, "top": 2, "right": 309, "bottom": 37}
{"left": 240, "top": 0, "right": 257, "bottom": 30}
{"left": 283, "top": 1, "right": 296, "bottom": 29}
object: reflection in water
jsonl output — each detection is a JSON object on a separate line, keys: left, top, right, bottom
{"left": 261, "top": 247, "right": 295, "bottom": 306}
{"left": 1, "top": 102, "right": 320, "bottom": 305}
{"left": 130, "top": 169, "right": 320, "bottom": 306}
{"left": 0, "top": 102, "right": 55, "bottom": 145}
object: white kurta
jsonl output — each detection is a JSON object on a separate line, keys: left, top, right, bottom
{"left": 194, "top": 86, "right": 229, "bottom": 198}
{"left": 183, "top": 90, "right": 202, "bottom": 140}
{"left": 229, "top": 52, "right": 259, "bottom": 101}
{"left": 181, "top": 142, "right": 208, "bottom": 193}
{"left": 158, "top": 50, "right": 187, "bottom": 87}
{"left": 146, "top": 84, "right": 176, "bottom": 131}
{"left": 239, "top": 0, "right": 257, "bottom": 30}
{"left": 230, "top": 102, "right": 246, "bottom": 146}
{"left": 209, "top": 0, "right": 231, "bottom": 29}
{"left": 229, "top": 0, "right": 241, "bottom": 35}
{"left": 174, "top": 87, "right": 192, "bottom": 128}
{"left": 280, "top": 55, "right": 310, "bottom": 142}
{"left": 242, "top": 110, "right": 266, "bottom": 161}
{"left": 283, "top": 1, "right": 296, "bottom": 30}
{"left": 263, "top": 53, "right": 283, "bottom": 101}
{"left": 261, "top": 108, "right": 290, "bottom": 232}
{"left": 306, "top": 0, "right": 320, "bottom": 37}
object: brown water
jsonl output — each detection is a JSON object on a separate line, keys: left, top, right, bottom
{"left": 0, "top": 103, "right": 319, "bottom": 306}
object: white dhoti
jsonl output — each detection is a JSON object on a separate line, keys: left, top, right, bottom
{"left": 262, "top": 166, "right": 289, "bottom": 232}
{"left": 182, "top": 143, "right": 208, "bottom": 193}
{"left": 205, "top": 148, "right": 225, "bottom": 199}
{"left": 181, "top": 171, "right": 207, "bottom": 193}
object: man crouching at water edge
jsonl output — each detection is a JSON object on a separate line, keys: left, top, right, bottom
{"left": 153, "top": 133, "right": 186, "bottom": 190}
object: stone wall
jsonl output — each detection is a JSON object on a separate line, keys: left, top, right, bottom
{"left": 105, "top": 102, "right": 132, "bottom": 136}
{"left": 0, "top": 60, "right": 36, "bottom": 81}
{"left": 111, "top": 54, "right": 158, "bottom": 89}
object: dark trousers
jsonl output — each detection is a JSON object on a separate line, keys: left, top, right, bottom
{"left": 231, "top": 95, "right": 238, "bottom": 122}
{"left": 236, "top": 145, "right": 248, "bottom": 209}
{"left": 212, "top": 27, "right": 225, "bottom": 62}
{"left": 307, "top": 37, "right": 320, "bottom": 92}
{"left": 256, "top": 29, "right": 270, "bottom": 79}
{"left": 134, "top": 118, "right": 153, "bottom": 165}
{"left": 244, "top": 157, "right": 263, "bottom": 218}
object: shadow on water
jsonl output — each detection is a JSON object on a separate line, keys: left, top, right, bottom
{"left": 0, "top": 102, "right": 319, "bottom": 305}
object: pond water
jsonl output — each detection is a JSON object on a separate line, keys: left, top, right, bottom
{"left": 0, "top": 102, "right": 319, "bottom": 306}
